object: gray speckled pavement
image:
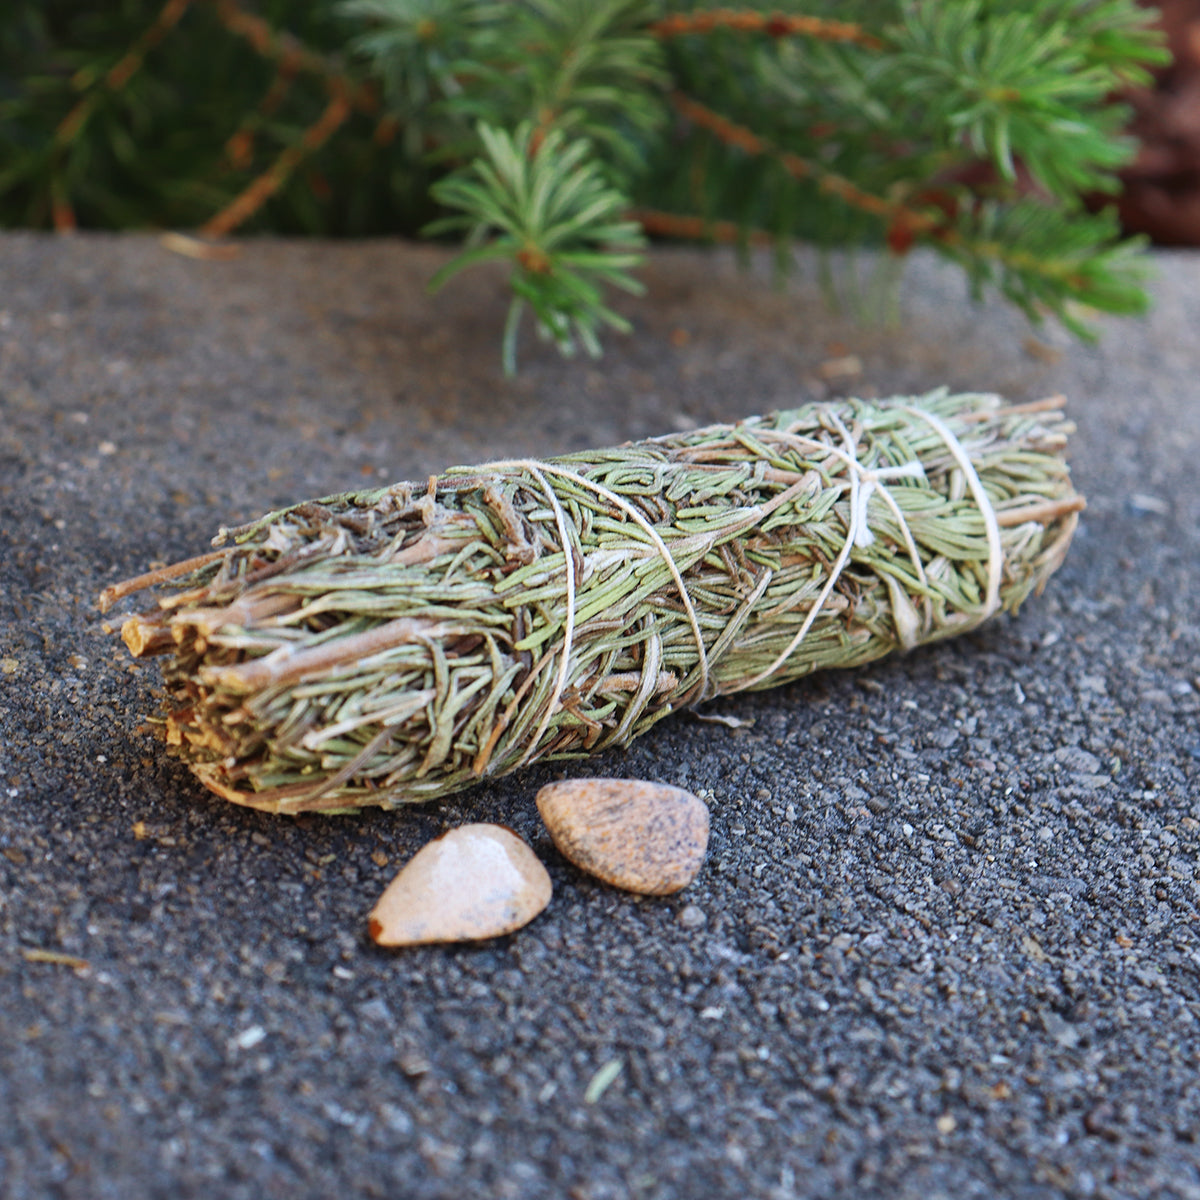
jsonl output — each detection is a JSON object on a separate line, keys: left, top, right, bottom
{"left": 1, "top": 232, "right": 1198, "bottom": 1200}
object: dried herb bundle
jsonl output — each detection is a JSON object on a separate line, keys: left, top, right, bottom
{"left": 103, "top": 390, "right": 1084, "bottom": 814}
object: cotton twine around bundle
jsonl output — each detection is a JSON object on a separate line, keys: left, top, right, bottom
{"left": 101, "top": 389, "right": 1084, "bottom": 813}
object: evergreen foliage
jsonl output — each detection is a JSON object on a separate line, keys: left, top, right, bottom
{"left": 1, "top": 1, "right": 1168, "bottom": 369}
{"left": 425, "top": 122, "right": 648, "bottom": 373}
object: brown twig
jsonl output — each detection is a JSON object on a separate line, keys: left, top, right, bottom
{"left": 630, "top": 208, "right": 777, "bottom": 247}
{"left": 668, "top": 90, "right": 945, "bottom": 237}
{"left": 50, "top": 176, "right": 76, "bottom": 235}
{"left": 995, "top": 496, "right": 1087, "bottom": 527}
{"left": 21, "top": 948, "right": 91, "bottom": 971}
{"left": 211, "top": 0, "right": 368, "bottom": 101}
{"left": 649, "top": 10, "right": 882, "bottom": 50}
{"left": 98, "top": 549, "right": 231, "bottom": 613}
{"left": 54, "top": 0, "right": 194, "bottom": 150}
{"left": 50, "top": 0, "right": 195, "bottom": 231}
{"left": 223, "top": 62, "right": 300, "bottom": 170}
{"left": 198, "top": 616, "right": 468, "bottom": 693}
{"left": 198, "top": 81, "right": 352, "bottom": 238}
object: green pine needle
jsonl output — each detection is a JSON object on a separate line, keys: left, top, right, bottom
{"left": 884, "top": 0, "right": 1163, "bottom": 197}
{"left": 947, "top": 198, "right": 1153, "bottom": 336}
{"left": 427, "top": 121, "right": 645, "bottom": 374}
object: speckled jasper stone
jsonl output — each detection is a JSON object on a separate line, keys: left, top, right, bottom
{"left": 536, "top": 779, "right": 710, "bottom": 895}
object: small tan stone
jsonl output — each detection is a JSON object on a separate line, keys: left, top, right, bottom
{"left": 368, "top": 823, "right": 551, "bottom": 946}
{"left": 536, "top": 778, "right": 709, "bottom": 895}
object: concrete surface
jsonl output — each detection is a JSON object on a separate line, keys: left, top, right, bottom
{"left": 1, "top": 232, "right": 1198, "bottom": 1200}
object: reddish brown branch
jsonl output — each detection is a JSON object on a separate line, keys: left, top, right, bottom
{"left": 668, "top": 91, "right": 948, "bottom": 241}
{"left": 199, "top": 0, "right": 383, "bottom": 233}
{"left": 108, "top": 0, "right": 194, "bottom": 89}
{"left": 50, "top": 0, "right": 385, "bottom": 241}
{"left": 98, "top": 549, "right": 232, "bottom": 613}
{"left": 199, "top": 617, "right": 467, "bottom": 693}
{"left": 650, "top": 9, "right": 882, "bottom": 50}
{"left": 213, "top": 0, "right": 337, "bottom": 85}
{"left": 50, "top": 175, "right": 76, "bottom": 234}
{"left": 199, "top": 82, "right": 352, "bottom": 238}
{"left": 222, "top": 62, "right": 300, "bottom": 169}
{"left": 630, "top": 208, "right": 776, "bottom": 247}
{"left": 54, "top": 0, "right": 194, "bottom": 151}
{"left": 211, "top": 0, "right": 375, "bottom": 110}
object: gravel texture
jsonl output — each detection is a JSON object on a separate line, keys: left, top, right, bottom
{"left": 1, "top": 232, "right": 1198, "bottom": 1200}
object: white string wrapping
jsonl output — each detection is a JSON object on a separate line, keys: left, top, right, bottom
{"left": 480, "top": 408, "right": 1001, "bottom": 712}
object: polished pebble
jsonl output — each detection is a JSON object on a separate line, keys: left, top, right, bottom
{"left": 368, "top": 823, "right": 551, "bottom": 946}
{"left": 536, "top": 778, "right": 709, "bottom": 895}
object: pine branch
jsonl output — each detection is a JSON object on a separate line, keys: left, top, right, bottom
{"left": 1, "top": 0, "right": 1170, "bottom": 365}
{"left": 2, "top": 0, "right": 407, "bottom": 236}
{"left": 659, "top": 80, "right": 1151, "bottom": 332}
{"left": 665, "top": 90, "right": 927, "bottom": 228}
{"left": 340, "top": 0, "right": 487, "bottom": 155}
{"left": 404, "top": 0, "right": 1162, "bottom": 361}
{"left": 641, "top": 1, "right": 1165, "bottom": 340}
{"left": 440, "top": 0, "right": 668, "bottom": 174}
{"left": 879, "top": 0, "right": 1156, "bottom": 197}
{"left": 426, "top": 122, "right": 646, "bottom": 373}
{"left": 944, "top": 200, "right": 1153, "bottom": 334}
